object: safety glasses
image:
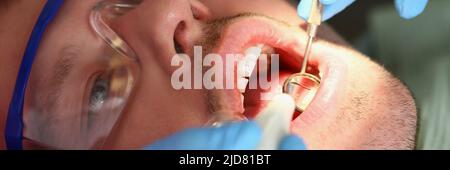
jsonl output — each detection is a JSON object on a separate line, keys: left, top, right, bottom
{"left": 6, "top": 0, "right": 141, "bottom": 149}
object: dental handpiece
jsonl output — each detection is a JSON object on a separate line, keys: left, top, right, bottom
{"left": 282, "top": 0, "right": 323, "bottom": 113}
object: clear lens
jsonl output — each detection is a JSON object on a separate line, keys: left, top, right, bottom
{"left": 22, "top": 0, "right": 141, "bottom": 149}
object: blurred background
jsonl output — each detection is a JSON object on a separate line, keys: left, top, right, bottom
{"left": 325, "top": 0, "right": 450, "bottom": 150}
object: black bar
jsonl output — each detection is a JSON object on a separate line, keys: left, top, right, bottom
{"left": 0, "top": 151, "right": 448, "bottom": 168}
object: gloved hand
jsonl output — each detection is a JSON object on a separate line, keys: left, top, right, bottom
{"left": 144, "top": 121, "right": 306, "bottom": 150}
{"left": 144, "top": 94, "right": 306, "bottom": 150}
{"left": 298, "top": 0, "right": 429, "bottom": 21}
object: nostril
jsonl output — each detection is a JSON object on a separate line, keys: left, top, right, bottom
{"left": 174, "top": 38, "right": 184, "bottom": 54}
{"left": 174, "top": 21, "right": 187, "bottom": 54}
{"left": 191, "top": 6, "right": 203, "bottom": 20}
{"left": 172, "top": 1, "right": 206, "bottom": 55}
{"left": 190, "top": 0, "right": 211, "bottom": 20}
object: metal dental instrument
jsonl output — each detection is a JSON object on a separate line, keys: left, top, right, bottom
{"left": 283, "top": 0, "right": 323, "bottom": 113}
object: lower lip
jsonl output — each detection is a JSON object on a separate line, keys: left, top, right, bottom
{"left": 297, "top": 56, "right": 348, "bottom": 124}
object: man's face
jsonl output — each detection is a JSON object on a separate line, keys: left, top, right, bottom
{"left": 24, "top": 0, "right": 416, "bottom": 149}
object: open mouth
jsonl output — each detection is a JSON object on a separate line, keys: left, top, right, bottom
{"left": 237, "top": 43, "right": 321, "bottom": 119}
{"left": 211, "top": 16, "right": 347, "bottom": 124}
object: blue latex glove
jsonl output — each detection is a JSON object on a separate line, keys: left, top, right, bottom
{"left": 298, "top": 0, "right": 429, "bottom": 21}
{"left": 144, "top": 121, "right": 306, "bottom": 150}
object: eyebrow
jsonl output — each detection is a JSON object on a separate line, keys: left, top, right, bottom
{"left": 37, "top": 47, "right": 77, "bottom": 114}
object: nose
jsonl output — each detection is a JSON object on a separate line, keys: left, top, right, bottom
{"left": 138, "top": 0, "right": 206, "bottom": 54}
{"left": 102, "top": 0, "right": 213, "bottom": 148}
{"left": 110, "top": 0, "right": 209, "bottom": 70}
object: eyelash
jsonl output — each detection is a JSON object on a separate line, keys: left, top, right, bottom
{"left": 87, "top": 73, "right": 111, "bottom": 127}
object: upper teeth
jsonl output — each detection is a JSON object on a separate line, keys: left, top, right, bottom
{"left": 237, "top": 44, "right": 264, "bottom": 93}
{"left": 242, "top": 44, "right": 263, "bottom": 77}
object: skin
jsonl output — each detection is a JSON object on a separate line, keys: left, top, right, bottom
{"left": 0, "top": 0, "right": 416, "bottom": 149}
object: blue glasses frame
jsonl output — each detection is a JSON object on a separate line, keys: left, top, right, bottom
{"left": 5, "top": 0, "right": 64, "bottom": 150}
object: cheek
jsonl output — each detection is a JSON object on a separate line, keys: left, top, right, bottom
{"left": 289, "top": 49, "right": 385, "bottom": 148}
{"left": 300, "top": 62, "right": 392, "bottom": 148}
{"left": 101, "top": 67, "right": 211, "bottom": 149}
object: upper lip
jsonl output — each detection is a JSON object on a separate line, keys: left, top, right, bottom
{"left": 211, "top": 16, "right": 347, "bottom": 124}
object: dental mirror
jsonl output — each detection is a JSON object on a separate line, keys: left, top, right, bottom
{"left": 283, "top": 72, "right": 320, "bottom": 112}
{"left": 282, "top": 0, "right": 323, "bottom": 113}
